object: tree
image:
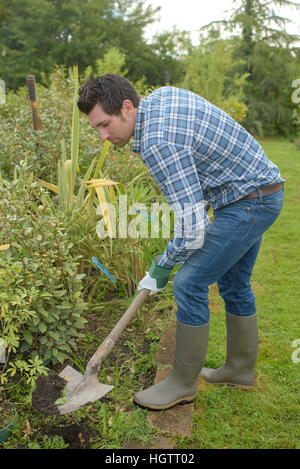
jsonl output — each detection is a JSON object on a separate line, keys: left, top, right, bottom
{"left": 0, "top": 0, "right": 161, "bottom": 89}
{"left": 181, "top": 38, "right": 248, "bottom": 122}
{"left": 149, "top": 29, "right": 192, "bottom": 86}
{"left": 229, "top": 1, "right": 300, "bottom": 79}
{"left": 202, "top": 1, "right": 300, "bottom": 45}
{"left": 200, "top": 0, "right": 300, "bottom": 135}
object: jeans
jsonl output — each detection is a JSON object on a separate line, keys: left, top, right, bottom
{"left": 174, "top": 188, "right": 284, "bottom": 325}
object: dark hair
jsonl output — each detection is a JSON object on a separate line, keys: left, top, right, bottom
{"left": 77, "top": 74, "right": 141, "bottom": 115}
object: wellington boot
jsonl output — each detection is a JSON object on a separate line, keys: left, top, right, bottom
{"left": 200, "top": 312, "right": 258, "bottom": 389}
{"left": 133, "top": 320, "right": 209, "bottom": 410}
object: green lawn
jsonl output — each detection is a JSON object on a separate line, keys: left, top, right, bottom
{"left": 178, "top": 138, "right": 300, "bottom": 449}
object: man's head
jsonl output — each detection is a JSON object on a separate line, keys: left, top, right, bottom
{"left": 77, "top": 74, "right": 140, "bottom": 147}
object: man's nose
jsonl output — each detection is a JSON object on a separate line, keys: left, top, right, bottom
{"left": 99, "top": 128, "right": 109, "bottom": 142}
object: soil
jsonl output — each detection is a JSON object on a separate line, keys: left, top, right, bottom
{"left": 31, "top": 373, "right": 67, "bottom": 415}
{"left": 41, "top": 421, "right": 95, "bottom": 449}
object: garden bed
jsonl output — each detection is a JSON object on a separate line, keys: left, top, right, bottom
{"left": 32, "top": 420, "right": 98, "bottom": 449}
{"left": 1, "top": 298, "right": 171, "bottom": 449}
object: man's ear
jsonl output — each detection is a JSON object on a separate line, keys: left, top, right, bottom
{"left": 122, "top": 99, "right": 135, "bottom": 113}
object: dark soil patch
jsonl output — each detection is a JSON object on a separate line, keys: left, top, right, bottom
{"left": 44, "top": 421, "right": 94, "bottom": 449}
{"left": 32, "top": 373, "right": 67, "bottom": 415}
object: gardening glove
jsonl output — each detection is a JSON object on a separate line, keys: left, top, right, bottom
{"left": 138, "top": 255, "right": 172, "bottom": 295}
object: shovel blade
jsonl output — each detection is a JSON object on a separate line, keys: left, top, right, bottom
{"left": 57, "top": 365, "right": 114, "bottom": 415}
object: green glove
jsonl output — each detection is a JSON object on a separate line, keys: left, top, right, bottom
{"left": 138, "top": 255, "right": 172, "bottom": 294}
{"left": 149, "top": 257, "right": 172, "bottom": 288}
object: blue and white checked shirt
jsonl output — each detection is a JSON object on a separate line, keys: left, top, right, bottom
{"left": 133, "top": 86, "right": 284, "bottom": 268}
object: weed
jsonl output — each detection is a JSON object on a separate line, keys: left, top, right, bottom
{"left": 93, "top": 402, "right": 155, "bottom": 448}
{"left": 27, "top": 434, "right": 69, "bottom": 450}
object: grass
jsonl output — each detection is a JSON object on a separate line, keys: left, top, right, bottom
{"left": 2, "top": 138, "right": 300, "bottom": 449}
{"left": 177, "top": 137, "right": 300, "bottom": 449}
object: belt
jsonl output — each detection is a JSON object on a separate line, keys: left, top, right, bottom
{"left": 242, "top": 183, "right": 283, "bottom": 200}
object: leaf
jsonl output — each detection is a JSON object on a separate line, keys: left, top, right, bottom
{"left": 92, "top": 140, "right": 111, "bottom": 178}
{"left": 85, "top": 178, "right": 118, "bottom": 188}
{"left": 94, "top": 186, "right": 115, "bottom": 237}
{"left": 38, "top": 292, "right": 52, "bottom": 299}
{"left": 0, "top": 244, "right": 10, "bottom": 250}
{"left": 52, "top": 349, "right": 66, "bottom": 363}
{"left": 54, "top": 397, "right": 67, "bottom": 406}
{"left": 71, "top": 65, "right": 80, "bottom": 192}
{"left": 38, "top": 322, "right": 47, "bottom": 334}
{"left": 44, "top": 349, "right": 52, "bottom": 361}
{"left": 32, "top": 317, "right": 40, "bottom": 327}
{"left": 64, "top": 159, "right": 73, "bottom": 201}
{"left": 53, "top": 290, "right": 67, "bottom": 298}
{"left": 75, "top": 273, "right": 86, "bottom": 280}
{"left": 48, "top": 331, "right": 59, "bottom": 341}
{"left": 35, "top": 178, "right": 59, "bottom": 194}
{"left": 22, "top": 419, "right": 31, "bottom": 436}
{"left": 23, "top": 330, "right": 33, "bottom": 345}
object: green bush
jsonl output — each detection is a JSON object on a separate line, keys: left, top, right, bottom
{"left": 0, "top": 66, "right": 100, "bottom": 182}
{"left": 0, "top": 163, "right": 87, "bottom": 365}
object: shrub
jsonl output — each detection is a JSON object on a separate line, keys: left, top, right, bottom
{"left": 0, "top": 163, "right": 87, "bottom": 365}
{"left": 0, "top": 66, "right": 100, "bottom": 182}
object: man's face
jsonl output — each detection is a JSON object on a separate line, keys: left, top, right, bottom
{"left": 87, "top": 100, "right": 137, "bottom": 148}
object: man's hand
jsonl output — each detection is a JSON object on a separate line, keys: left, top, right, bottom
{"left": 138, "top": 271, "right": 165, "bottom": 295}
{"left": 138, "top": 255, "right": 173, "bottom": 295}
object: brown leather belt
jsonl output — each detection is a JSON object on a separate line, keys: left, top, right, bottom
{"left": 242, "top": 183, "right": 283, "bottom": 200}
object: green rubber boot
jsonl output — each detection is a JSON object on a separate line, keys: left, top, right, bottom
{"left": 200, "top": 312, "right": 258, "bottom": 389}
{"left": 133, "top": 320, "right": 209, "bottom": 410}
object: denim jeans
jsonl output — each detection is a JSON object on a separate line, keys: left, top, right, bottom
{"left": 173, "top": 187, "right": 284, "bottom": 325}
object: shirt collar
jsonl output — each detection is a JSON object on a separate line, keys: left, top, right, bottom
{"left": 132, "top": 99, "right": 147, "bottom": 154}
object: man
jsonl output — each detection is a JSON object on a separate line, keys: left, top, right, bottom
{"left": 77, "top": 74, "right": 284, "bottom": 410}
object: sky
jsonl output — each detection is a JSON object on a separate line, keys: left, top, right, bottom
{"left": 144, "top": 0, "right": 300, "bottom": 44}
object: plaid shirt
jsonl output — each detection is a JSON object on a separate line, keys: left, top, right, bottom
{"left": 133, "top": 86, "right": 284, "bottom": 268}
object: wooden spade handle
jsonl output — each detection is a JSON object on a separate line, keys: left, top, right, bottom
{"left": 85, "top": 288, "right": 150, "bottom": 375}
{"left": 85, "top": 200, "right": 211, "bottom": 376}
